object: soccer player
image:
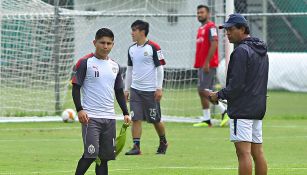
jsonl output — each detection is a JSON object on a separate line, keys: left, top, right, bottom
{"left": 209, "top": 14, "right": 269, "bottom": 175}
{"left": 193, "top": 5, "right": 229, "bottom": 127}
{"left": 124, "top": 20, "right": 168, "bottom": 155}
{"left": 71, "top": 28, "right": 131, "bottom": 175}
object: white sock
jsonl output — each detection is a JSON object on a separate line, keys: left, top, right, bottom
{"left": 202, "top": 109, "right": 211, "bottom": 121}
{"left": 216, "top": 103, "right": 226, "bottom": 113}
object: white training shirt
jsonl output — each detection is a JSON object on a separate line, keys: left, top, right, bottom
{"left": 72, "top": 53, "right": 123, "bottom": 119}
{"left": 127, "top": 40, "right": 166, "bottom": 91}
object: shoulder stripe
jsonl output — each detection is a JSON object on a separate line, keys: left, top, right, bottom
{"left": 148, "top": 40, "right": 161, "bottom": 50}
{"left": 75, "top": 53, "right": 94, "bottom": 69}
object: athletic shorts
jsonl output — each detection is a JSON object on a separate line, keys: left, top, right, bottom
{"left": 229, "top": 119, "right": 263, "bottom": 144}
{"left": 82, "top": 118, "right": 116, "bottom": 160}
{"left": 197, "top": 68, "right": 216, "bottom": 91}
{"left": 130, "top": 88, "right": 161, "bottom": 123}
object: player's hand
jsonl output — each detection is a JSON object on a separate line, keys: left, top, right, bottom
{"left": 203, "top": 63, "right": 210, "bottom": 73}
{"left": 208, "top": 91, "right": 219, "bottom": 105}
{"left": 123, "top": 115, "right": 131, "bottom": 125}
{"left": 78, "top": 110, "right": 89, "bottom": 124}
{"left": 124, "top": 91, "right": 130, "bottom": 102}
{"left": 154, "top": 89, "right": 163, "bottom": 102}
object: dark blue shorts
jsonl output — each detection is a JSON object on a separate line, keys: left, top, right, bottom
{"left": 130, "top": 88, "right": 161, "bottom": 123}
{"left": 82, "top": 118, "right": 116, "bottom": 161}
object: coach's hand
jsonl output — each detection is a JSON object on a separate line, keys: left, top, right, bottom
{"left": 208, "top": 91, "right": 219, "bottom": 105}
{"left": 124, "top": 91, "right": 130, "bottom": 102}
{"left": 78, "top": 110, "right": 89, "bottom": 124}
{"left": 154, "top": 89, "right": 163, "bottom": 102}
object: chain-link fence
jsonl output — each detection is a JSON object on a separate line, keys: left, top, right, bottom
{"left": 214, "top": 0, "right": 307, "bottom": 92}
{"left": 1, "top": 0, "right": 306, "bottom": 116}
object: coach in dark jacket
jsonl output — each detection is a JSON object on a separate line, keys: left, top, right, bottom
{"left": 217, "top": 37, "right": 269, "bottom": 120}
{"left": 209, "top": 13, "right": 269, "bottom": 175}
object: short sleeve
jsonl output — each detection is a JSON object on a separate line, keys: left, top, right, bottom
{"left": 149, "top": 41, "right": 166, "bottom": 67}
{"left": 71, "top": 58, "right": 87, "bottom": 86}
{"left": 209, "top": 27, "right": 218, "bottom": 41}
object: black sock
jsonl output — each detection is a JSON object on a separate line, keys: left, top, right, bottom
{"left": 203, "top": 120, "right": 211, "bottom": 125}
{"left": 159, "top": 135, "right": 167, "bottom": 144}
{"left": 95, "top": 160, "right": 108, "bottom": 175}
{"left": 133, "top": 138, "right": 140, "bottom": 148}
{"left": 75, "top": 155, "right": 95, "bottom": 175}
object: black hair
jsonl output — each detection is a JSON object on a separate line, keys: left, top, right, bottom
{"left": 95, "top": 28, "right": 114, "bottom": 40}
{"left": 197, "top": 5, "right": 210, "bottom": 13}
{"left": 234, "top": 23, "right": 250, "bottom": 34}
{"left": 131, "top": 20, "right": 149, "bottom": 36}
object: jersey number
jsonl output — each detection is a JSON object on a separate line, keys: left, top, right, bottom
{"left": 94, "top": 71, "right": 99, "bottom": 77}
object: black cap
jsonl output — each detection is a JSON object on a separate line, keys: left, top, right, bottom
{"left": 219, "top": 13, "right": 248, "bottom": 29}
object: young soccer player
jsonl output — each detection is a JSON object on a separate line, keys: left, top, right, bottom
{"left": 124, "top": 20, "right": 168, "bottom": 155}
{"left": 72, "top": 28, "right": 130, "bottom": 175}
{"left": 193, "top": 5, "right": 229, "bottom": 127}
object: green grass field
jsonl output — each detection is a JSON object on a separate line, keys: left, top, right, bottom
{"left": 63, "top": 89, "right": 307, "bottom": 119}
{"left": 0, "top": 120, "right": 306, "bottom": 175}
{"left": 1, "top": 89, "right": 307, "bottom": 174}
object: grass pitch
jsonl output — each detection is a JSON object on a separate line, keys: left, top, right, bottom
{"left": 0, "top": 120, "right": 306, "bottom": 175}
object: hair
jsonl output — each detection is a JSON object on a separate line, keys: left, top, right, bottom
{"left": 95, "top": 28, "right": 114, "bottom": 40}
{"left": 131, "top": 20, "right": 149, "bottom": 36}
{"left": 197, "top": 5, "right": 210, "bottom": 13}
{"left": 234, "top": 23, "right": 250, "bottom": 34}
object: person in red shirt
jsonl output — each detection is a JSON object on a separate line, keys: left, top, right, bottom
{"left": 193, "top": 5, "right": 229, "bottom": 127}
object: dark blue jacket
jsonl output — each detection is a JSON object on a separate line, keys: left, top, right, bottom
{"left": 218, "top": 37, "right": 269, "bottom": 120}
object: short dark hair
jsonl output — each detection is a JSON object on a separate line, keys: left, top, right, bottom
{"left": 234, "top": 23, "right": 250, "bottom": 34}
{"left": 95, "top": 28, "right": 114, "bottom": 40}
{"left": 131, "top": 20, "right": 149, "bottom": 36}
{"left": 197, "top": 5, "right": 210, "bottom": 13}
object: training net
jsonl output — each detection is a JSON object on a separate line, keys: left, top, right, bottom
{"left": 1, "top": 0, "right": 306, "bottom": 117}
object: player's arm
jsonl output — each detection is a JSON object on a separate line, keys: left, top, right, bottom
{"left": 124, "top": 66, "right": 132, "bottom": 102}
{"left": 155, "top": 65, "right": 164, "bottom": 102}
{"left": 217, "top": 47, "right": 248, "bottom": 101}
{"left": 152, "top": 44, "right": 166, "bottom": 102}
{"left": 124, "top": 50, "right": 133, "bottom": 102}
{"left": 115, "top": 65, "right": 131, "bottom": 124}
{"left": 71, "top": 59, "right": 89, "bottom": 124}
{"left": 203, "top": 27, "right": 218, "bottom": 73}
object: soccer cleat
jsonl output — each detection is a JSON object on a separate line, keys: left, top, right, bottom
{"left": 220, "top": 111, "right": 230, "bottom": 127}
{"left": 193, "top": 121, "right": 212, "bottom": 127}
{"left": 156, "top": 142, "right": 168, "bottom": 154}
{"left": 125, "top": 145, "right": 141, "bottom": 155}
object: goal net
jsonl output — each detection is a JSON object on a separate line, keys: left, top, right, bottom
{"left": 0, "top": 0, "right": 224, "bottom": 117}
{"left": 1, "top": 0, "right": 306, "bottom": 117}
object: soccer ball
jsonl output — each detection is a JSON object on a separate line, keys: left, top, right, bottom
{"left": 61, "top": 109, "right": 76, "bottom": 123}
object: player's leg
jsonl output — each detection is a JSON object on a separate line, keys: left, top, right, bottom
{"left": 144, "top": 92, "right": 168, "bottom": 154}
{"left": 251, "top": 120, "right": 267, "bottom": 175}
{"left": 75, "top": 155, "right": 95, "bottom": 175}
{"left": 230, "top": 119, "right": 254, "bottom": 175}
{"left": 75, "top": 119, "right": 100, "bottom": 174}
{"left": 153, "top": 121, "right": 168, "bottom": 154}
{"left": 125, "top": 88, "right": 143, "bottom": 155}
{"left": 95, "top": 160, "right": 108, "bottom": 175}
{"left": 131, "top": 120, "right": 142, "bottom": 148}
{"left": 96, "top": 119, "right": 116, "bottom": 175}
{"left": 209, "top": 68, "right": 228, "bottom": 126}
{"left": 194, "top": 68, "right": 213, "bottom": 127}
